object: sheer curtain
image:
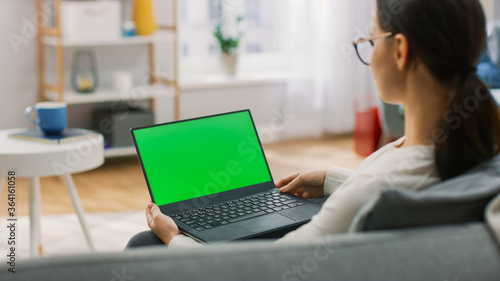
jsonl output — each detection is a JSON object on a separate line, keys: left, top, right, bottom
{"left": 279, "top": 0, "right": 378, "bottom": 140}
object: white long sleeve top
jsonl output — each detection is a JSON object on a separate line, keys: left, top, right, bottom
{"left": 169, "top": 137, "right": 441, "bottom": 247}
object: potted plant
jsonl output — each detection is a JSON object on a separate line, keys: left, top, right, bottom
{"left": 213, "top": 3, "right": 244, "bottom": 76}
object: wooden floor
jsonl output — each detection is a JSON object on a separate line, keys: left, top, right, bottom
{"left": 0, "top": 136, "right": 364, "bottom": 216}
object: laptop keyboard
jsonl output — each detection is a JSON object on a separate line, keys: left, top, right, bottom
{"left": 172, "top": 189, "right": 304, "bottom": 231}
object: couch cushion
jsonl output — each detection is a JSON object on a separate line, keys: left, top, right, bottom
{"left": 349, "top": 155, "right": 500, "bottom": 232}
{"left": 486, "top": 192, "right": 500, "bottom": 244}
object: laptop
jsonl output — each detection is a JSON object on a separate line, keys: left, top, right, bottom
{"left": 131, "top": 109, "right": 322, "bottom": 245}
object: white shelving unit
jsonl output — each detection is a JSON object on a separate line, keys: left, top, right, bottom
{"left": 45, "top": 85, "right": 175, "bottom": 105}
{"left": 37, "top": 0, "right": 180, "bottom": 158}
{"left": 42, "top": 34, "right": 171, "bottom": 47}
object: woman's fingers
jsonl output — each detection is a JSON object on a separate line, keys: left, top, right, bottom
{"left": 279, "top": 174, "right": 304, "bottom": 194}
{"left": 301, "top": 191, "right": 311, "bottom": 199}
{"left": 150, "top": 203, "right": 164, "bottom": 221}
{"left": 275, "top": 172, "right": 301, "bottom": 188}
{"left": 145, "top": 203, "right": 154, "bottom": 227}
{"left": 146, "top": 202, "right": 164, "bottom": 228}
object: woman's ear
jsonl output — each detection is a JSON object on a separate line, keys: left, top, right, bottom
{"left": 393, "top": 33, "right": 411, "bottom": 71}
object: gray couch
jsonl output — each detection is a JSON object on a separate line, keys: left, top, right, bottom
{"left": 1, "top": 223, "right": 498, "bottom": 281}
{"left": 3, "top": 157, "right": 500, "bottom": 281}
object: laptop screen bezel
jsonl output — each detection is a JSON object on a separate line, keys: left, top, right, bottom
{"left": 130, "top": 109, "right": 276, "bottom": 214}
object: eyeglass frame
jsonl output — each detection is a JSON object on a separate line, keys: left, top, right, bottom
{"left": 353, "top": 32, "right": 394, "bottom": 65}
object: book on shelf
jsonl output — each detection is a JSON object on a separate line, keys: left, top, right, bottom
{"left": 8, "top": 128, "right": 99, "bottom": 144}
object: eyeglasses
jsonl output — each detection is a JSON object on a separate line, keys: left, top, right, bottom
{"left": 353, "top": 32, "right": 394, "bottom": 65}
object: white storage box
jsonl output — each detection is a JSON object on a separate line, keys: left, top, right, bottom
{"left": 61, "top": 1, "right": 121, "bottom": 39}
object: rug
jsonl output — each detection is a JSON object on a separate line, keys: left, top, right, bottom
{"left": 0, "top": 211, "right": 148, "bottom": 260}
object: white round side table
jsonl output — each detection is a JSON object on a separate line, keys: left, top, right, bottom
{"left": 0, "top": 128, "right": 104, "bottom": 257}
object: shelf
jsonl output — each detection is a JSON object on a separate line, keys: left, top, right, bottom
{"left": 104, "top": 146, "right": 136, "bottom": 158}
{"left": 45, "top": 85, "right": 175, "bottom": 104}
{"left": 43, "top": 34, "right": 171, "bottom": 47}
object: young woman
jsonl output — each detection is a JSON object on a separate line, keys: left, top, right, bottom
{"left": 130, "top": 0, "right": 500, "bottom": 248}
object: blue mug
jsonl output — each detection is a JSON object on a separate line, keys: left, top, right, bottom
{"left": 25, "top": 102, "right": 67, "bottom": 136}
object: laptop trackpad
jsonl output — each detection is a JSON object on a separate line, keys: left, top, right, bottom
{"left": 236, "top": 213, "right": 295, "bottom": 233}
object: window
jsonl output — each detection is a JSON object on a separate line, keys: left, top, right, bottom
{"left": 208, "top": 43, "right": 219, "bottom": 55}
{"left": 208, "top": 0, "right": 219, "bottom": 22}
{"left": 246, "top": 0, "right": 260, "bottom": 24}
{"left": 180, "top": 0, "right": 281, "bottom": 58}
{"left": 182, "top": 44, "right": 190, "bottom": 56}
{"left": 246, "top": 43, "right": 261, "bottom": 53}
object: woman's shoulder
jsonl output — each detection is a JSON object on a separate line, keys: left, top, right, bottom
{"left": 359, "top": 137, "right": 434, "bottom": 169}
{"left": 353, "top": 137, "right": 440, "bottom": 191}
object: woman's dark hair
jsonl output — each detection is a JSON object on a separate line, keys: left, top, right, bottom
{"left": 377, "top": 0, "right": 500, "bottom": 180}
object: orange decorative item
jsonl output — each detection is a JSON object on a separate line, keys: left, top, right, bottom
{"left": 133, "top": 0, "right": 157, "bottom": 36}
{"left": 354, "top": 95, "right": 382, "bottom": 157}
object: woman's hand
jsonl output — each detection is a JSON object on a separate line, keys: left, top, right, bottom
{"left": 275, "top": 170, "right": 327, "bottom": 199}
{"left": 146, "top": 202, "right": 181, "bottom": 245}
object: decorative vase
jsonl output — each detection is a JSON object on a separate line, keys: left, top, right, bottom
{"left": 133, "top": 0, "right": 157, "bottom": 36}
{"left": 220, "top": 54, "right": 239, "bottom": 76}
{"left": 71, "top": 50, "right": 98, "bottom": 94}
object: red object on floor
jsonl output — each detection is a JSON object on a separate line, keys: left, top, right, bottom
{"left": 354, "top": 99, "right": 382, "bottom": 157}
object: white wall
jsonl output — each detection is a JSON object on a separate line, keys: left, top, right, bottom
{"left": 0, "top": 1, "right": 288, "bottom": 139}
{"left": 494, "top": 0, "right": 500, "bottom": 19}
{"left": 0, "top": 1, "right": 39, "bottom": 130}
{"left": 481, "top": 0, "right": 500, "bottom": 19}
{"left": 481, "top": 0, "right": 495, "bottom": 19}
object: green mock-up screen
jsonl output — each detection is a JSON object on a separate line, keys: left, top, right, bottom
{"left": 133, "top": 111, "right": 272, "bottom": 206}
